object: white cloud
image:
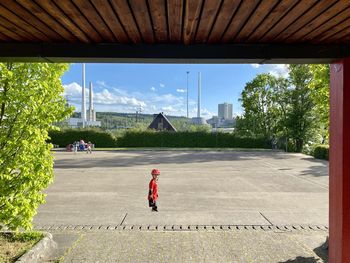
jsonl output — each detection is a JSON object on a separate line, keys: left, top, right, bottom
{"left": 151, "top": 93, "right": 183, "bottom": 104}
{"left": 94, "top": 89, "right": 146, "bottom": 107}
{"left": 112, "top": 88, "right": 129, "bottom": 97}
{"left": 63, "top": 82, "right": 146, "bottom": 111}
{"left": 268, "top": 64, "right": 289, "bottom": 77}
{"left": 63, "top": 82, "right": 83, "bottom": 97}
{"left": 96, "top": 80, "right": 106, "bottom": 87}
{"left": 176, "top": 89, "right": 186, "bottom": 93}
{"left": 159, "top": 83, "right": 165, "bottom": 88}
{"left": 151, "top": 86, "right": 156, "bottom": 91}
{"left": 161, "top": 106, "right": 175, "bottom": 112}
{"left": 161, "top": 106, "right": 187, "bottom": 116}
{"left": 63, "top": 81, "right": 201, "bottom": 117}
{"left": 251, "top": 64, "right": 289, "bottom": 78}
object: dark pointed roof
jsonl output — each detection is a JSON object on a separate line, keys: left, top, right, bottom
{"left": 148, "top": 113, "right": 177, "bottom": 132}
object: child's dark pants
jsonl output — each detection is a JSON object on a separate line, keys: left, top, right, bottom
{"left": 148, "top": 199, "right": 158, "bottom": 211}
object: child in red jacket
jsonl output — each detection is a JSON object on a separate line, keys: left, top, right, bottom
{"left": 148, "top": 169, "right": 160, "bottom": 212}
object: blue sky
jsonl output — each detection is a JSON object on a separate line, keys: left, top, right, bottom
{"left": 61, "top": 63, "right": 288, "bottom": 118}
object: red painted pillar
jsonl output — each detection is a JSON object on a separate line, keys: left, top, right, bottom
{"left": 330, "top": 58, "right": 350, "bottom": 262}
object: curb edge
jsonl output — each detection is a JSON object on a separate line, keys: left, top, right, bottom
{"left": 16, "top": 232, "right": 57, "bottom": 262}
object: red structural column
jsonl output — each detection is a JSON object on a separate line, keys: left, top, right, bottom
{"left": 330, "top": 58, "right": 350, "bottom": 262}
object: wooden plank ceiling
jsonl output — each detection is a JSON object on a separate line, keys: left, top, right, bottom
{"left": 0, "top": 0, "right": 349, "bottom": 45}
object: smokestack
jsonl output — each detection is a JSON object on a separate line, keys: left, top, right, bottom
{"left": 186, "top": 71, "right": 189, "bottom": 119}
{"left": 82, "top": 63, "right": 86, "bottom": 127}
{"left": 197, "top": 72, "right": 201, "bottom": 118}
{"left": 89, "top": 81, "right": 93, "bottom": 121}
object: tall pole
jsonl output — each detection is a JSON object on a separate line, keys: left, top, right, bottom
{"left": 89, "top": 81, "right": 93, "bottom": 121}
{"left": 186, "top": 71, "right": 189, "bottom": 118}
{"left": 197, "top": 72, "right": 201, "bottom": 118}
{"left": 82, "top": 63, "right": 86, "bottom": 128}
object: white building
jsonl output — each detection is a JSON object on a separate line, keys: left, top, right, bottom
{"left": 64, "top": 117, "right": 101, "bottom": 128}
{"left": 207, "top": 115, "right": 235, "bottom": 128}
{"left": 207, "top": 103, "right": 236, "bottom": 128}
{"left": 191, "top": 117, "right": 208, "bottom": 125}
{"left": 218, "top": 103, "right": 233, "bottom": 120}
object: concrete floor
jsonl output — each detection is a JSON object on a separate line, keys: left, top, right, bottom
{"left": 34, "top": 150, "right": 328, "bottom": 227}
{"left": 56, "top": 230, "right": 328, "bottom": 263}
{"left": 33, "top": 150, "right": 329, "bottom": 262}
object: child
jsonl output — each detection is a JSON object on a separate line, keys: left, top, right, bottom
{"left": 148, "top": 169, "right": 160, "bottom": 212}
{"left": 73, "top": 141, "right": 78, "bottom": 154}
{"left": 86, "top": 141, "right": 92, "bottom": 154}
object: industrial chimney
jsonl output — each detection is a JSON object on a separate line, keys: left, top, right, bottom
{"left": 82, "top": 63, "right": 86, "bottom": 127}
{"left": 191, "top": 72, "right": 207, "bottom": 125}
{"left": 88, "top": 81, "right": 96, "bottom": 122}
{"left": 197, "top": 72, "right": 201, "bottom": 118}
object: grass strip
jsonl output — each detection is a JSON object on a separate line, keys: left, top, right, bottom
{"left": 0, "top": 232, "right": 43, "bottom": 263}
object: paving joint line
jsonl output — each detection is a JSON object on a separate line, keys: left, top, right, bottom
{"left": 259, "top": 212, "right": 274, "bottom": 225}
{"left": 119, "top": 212, "right": 128, "bottom": 226}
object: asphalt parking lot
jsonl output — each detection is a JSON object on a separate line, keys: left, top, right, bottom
{"left": 34, "top": 150, "right": 328, "bottom": 227}
{"left": 33, "top": 150, "right": 329, "bottom": 262}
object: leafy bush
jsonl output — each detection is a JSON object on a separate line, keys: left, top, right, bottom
{"left": 48, "top": 129, "right": 117, "bottom": 147}
{"left": 0, "top": 63, "right": 73, "bottom": 230}
{"left": 117, "top": 130, "right": 270, "bottom": 148}
{"left": 313, "top": 145, "right": 329, "bottom": 160}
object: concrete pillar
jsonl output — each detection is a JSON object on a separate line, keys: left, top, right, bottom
{"left": 330, "top": 58, "right": 350, "bottom": 262}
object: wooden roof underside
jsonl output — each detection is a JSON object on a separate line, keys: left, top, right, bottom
{"left": 0, "top": 0, "right": 349, "bottom": 62}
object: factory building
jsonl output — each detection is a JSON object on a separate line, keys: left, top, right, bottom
{"left": 66, "top": 64, "right": 101, "bottom": 128}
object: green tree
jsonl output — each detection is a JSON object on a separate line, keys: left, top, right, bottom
{"left": 0, "top": 63, "right": 73, "bottom": 230}
{"left": 237, "top": 65, "right": 329, "bottom": 152}
{"left": 286, "top": 65, "right": 315, "bottom": 152}
{"left": 309, "top": 64, "right": 329, "bottom": 143}
{"left": 237, "top": 73, "right": 279, "bottom": 138}
{"left": 270, "top": 76, "right": 290, "bottom": 138}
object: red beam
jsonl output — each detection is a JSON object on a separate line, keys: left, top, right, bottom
{"left": 330, "top": 58, "right": 350, "bottom": 262}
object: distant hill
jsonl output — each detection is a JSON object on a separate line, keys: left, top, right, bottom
{"left": 71, "top": 112, "right": 190, "bottom": 130}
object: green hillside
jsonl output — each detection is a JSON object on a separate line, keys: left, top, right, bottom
{"left": 72, "top": 112, "right": 194, "bottom": 131}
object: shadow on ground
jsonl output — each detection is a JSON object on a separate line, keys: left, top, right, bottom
{"left": 54, "top": 151, "right": 327, "bottom": 172}
{"left": 54, "top": 151, "right": 285, "bottom": 168}
{"left": 279, "top": 240, "right": 328, "bottom": 263}
{"left": 300, "top": 165, "right": 328, "bottom": 177}
{"left": 280, "top": 257, "right": 319, "bottom": 263}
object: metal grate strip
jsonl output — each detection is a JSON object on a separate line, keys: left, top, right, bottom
{"left": 33, "top": 224, "right": 329, "bottom": 232}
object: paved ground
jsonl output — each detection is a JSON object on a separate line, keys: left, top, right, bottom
{"left": 33, "top": 150, "right": 329, "bottom": 262}
{"left": 53, "top": 229, "right": 328, "bottom": 263}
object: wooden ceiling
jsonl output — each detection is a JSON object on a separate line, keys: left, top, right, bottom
{"left": 0, "top": 0, "right": 349, "bottom": 45}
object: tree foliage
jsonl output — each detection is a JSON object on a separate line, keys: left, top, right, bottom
{"left": 237, "top": 64, "right": 329, "bottom": 152}
{"left": 237, "top": 74, "right": 289, "bottom": 139}
{"left": 0, "top": 63, "right": 73, "bottom": 230}
{"left": 239, "top": 74, "right": 277, "bottom": 138}
{"left": 309, "top": 64, "right": 330, "bottom": 142}
{"left": 286, "top": 65, "right": 315, "bottom": 152}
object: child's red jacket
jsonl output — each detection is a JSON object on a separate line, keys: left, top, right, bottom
{"left": 148, "top": 178, "right": 158, "bottom": 201}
